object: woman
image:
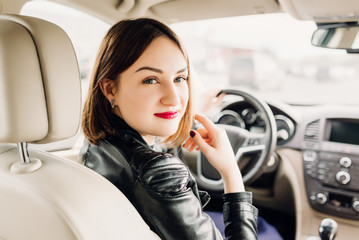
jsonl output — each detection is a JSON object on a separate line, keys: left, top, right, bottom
{"left": 81, "top": 18, "right": 258, "bottom": 239}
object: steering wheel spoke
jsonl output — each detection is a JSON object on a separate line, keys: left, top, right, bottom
{"left": 218, "top": 123, "right": 266, "bottom": 160}
{"left": 235, "top": 144, "right": 266, "bottom": 160}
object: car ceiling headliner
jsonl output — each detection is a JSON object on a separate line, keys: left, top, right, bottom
{"left": 0, "top": 0, "right": 358, "bottom": 24}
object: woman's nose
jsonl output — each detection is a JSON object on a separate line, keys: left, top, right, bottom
{"left": 161, "top": 83, "right": 181, "bottom": 106}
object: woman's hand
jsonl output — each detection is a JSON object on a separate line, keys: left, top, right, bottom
{"left": 182, "top": 114, "right": 245, "bottom": 193}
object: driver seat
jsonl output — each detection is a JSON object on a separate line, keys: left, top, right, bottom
{"left": 0, "top": 14, "right": 160, "bottom": 240}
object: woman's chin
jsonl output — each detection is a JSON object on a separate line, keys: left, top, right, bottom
{"left": 155, "top": 127, "right": 178, "bottom": 138}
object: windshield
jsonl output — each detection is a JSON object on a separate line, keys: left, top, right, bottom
{"left": 171, "top": 14, "right": 359, "bottom": 106}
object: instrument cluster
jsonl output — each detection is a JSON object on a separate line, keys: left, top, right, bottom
{"left": 214, "top": 102, "right": 295, "bottom": 146}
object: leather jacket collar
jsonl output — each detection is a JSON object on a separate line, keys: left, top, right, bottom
{"left": 108, "top": 113, "right": 149, "bottom": 147}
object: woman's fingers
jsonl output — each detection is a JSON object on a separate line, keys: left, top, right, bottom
{"left": 183, "top": 114, "right": 219, "bottom": 153}
{"left": 196, "top": 128, "right": 209, "bottom": 141}
{"left": 185, "top": 138, "right": 211, "bottom": 152}
{"left": 183, "top": 127, "right": 209, "bottom": 148}
{"left": 184, "top": 136, "right": 213, "bottom": 152}
{"left": 194, "top": 114, "right": 218, "bottom": 134}
{"left": 187, "top": 129, "right": 214, "bottom": 154}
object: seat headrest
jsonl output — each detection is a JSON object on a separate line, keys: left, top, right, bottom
{"left": 0, "top": 15, "right": 81, "bottom": 144}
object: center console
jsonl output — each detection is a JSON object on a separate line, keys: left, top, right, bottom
{"left": 302, "top": 118, "right": 359, "bottom": 219}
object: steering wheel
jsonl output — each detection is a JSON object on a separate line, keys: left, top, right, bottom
{"left": 180, "top": 89, "right": 277, "bottom": 191}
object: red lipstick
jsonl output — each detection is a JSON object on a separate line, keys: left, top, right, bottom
{"left": 154, "top": 111, "right": 179, "bottom": 119}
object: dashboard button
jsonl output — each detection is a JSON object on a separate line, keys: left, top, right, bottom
{"left": 303, "top": 150, "right": 316, "bottom": 161}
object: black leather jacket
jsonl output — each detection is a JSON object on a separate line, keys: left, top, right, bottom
{"left": 82, "top": 115, "right": 258, "bottom": 239}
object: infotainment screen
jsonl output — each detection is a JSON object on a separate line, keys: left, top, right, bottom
{"left": 329, "top": 119, "right": 359, "bottom": 145}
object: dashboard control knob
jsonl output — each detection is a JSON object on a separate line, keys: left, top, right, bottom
{"left": 353, "top": 200, "right": 359, "bottom": 213}
{"left": 336, "top": 171, "right": 351, "bottom": 185}
{"left": 316, "top": 193, "right": 327, "bottom": 205}
{"left": 339, "top": 157, "right": 352, "bottom": 168}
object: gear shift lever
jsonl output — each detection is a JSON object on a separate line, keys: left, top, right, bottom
{"left": 319, "top": 218, "right": 337, "bottom": 240}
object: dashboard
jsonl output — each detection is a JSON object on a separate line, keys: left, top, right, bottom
{"left": 302, "top": 116, "right": 359, "bottom": 220}
{"left": 211, "top": 97, "right": 359, "bottom": 220}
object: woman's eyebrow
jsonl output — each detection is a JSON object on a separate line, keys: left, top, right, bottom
{"left": 135, "top": 66, "right": 188, "bottom": 74}
{"left": 135, "top": 66, "right": 162, "bottom": 73}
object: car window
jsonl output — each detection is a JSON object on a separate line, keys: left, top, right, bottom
{"left": 21, "top": 1, "right": 110, "bottom": 151}
{"left": 171, "top": 14, "right": 359, "bottom": 106}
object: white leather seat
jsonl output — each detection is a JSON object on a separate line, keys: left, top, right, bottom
{"left": 0, "top": 14, "right": 160, "bottom": 240}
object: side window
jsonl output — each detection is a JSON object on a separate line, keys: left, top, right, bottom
{"left": 21, "top": 1, "right": 110, "bottom": 151}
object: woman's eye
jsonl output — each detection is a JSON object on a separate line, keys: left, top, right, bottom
{"left": 174, "top": 76, "right": 188, "bottom": 83}
{"left": 143, "top": 78, "right": 158, "bottom": 84}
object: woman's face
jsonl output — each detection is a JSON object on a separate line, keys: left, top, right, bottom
{"left": 113, "top": 36, "right": 189, "bottom": 144}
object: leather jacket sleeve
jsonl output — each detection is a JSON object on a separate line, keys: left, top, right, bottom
{"left": 130, "top": 146, "right": 258, "bottom": 240}
{"left": 223, "top": 193, "right": 258, "bottom": 239}
{"left": 83, "top": 138, "right": 258, "bottom": 240}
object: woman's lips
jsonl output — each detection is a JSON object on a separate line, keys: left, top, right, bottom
{"left": 154, "top": 111, "right": 179, "bottom": 119}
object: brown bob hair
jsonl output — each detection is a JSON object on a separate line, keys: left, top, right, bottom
{"left": 82, "top": 18, "right": 193, "bottom": 147}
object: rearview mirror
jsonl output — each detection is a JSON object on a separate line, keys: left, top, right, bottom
{"left": 311, "top": 23, "right": 359, "bottom": 52}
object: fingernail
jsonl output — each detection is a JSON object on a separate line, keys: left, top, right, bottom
{"left": 190, "top": 130, "right": 195, "bottom": 138}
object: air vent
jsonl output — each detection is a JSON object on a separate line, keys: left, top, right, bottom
{"left": 304, "top": 120, "right": 320, "bottom": 142}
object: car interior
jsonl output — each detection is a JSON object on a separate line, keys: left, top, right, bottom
{"left": 1, "top": 0, "right": 359, "bottom": 240}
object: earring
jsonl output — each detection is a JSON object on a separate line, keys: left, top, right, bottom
{"left": 111, "top": 99, "right": 115, "bottom": 109}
